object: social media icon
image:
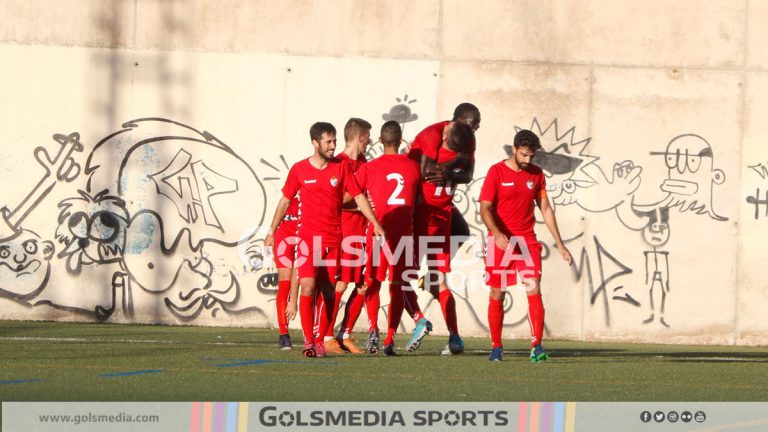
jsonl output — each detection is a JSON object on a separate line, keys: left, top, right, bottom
{"left": 695, "top": 411, "right": 706, "bottom": 423}
{"left": 681, "top": 411, "right": 693, "bottom": 422}
{"left": 654, "top": 411, "right": 666, "bottom": 422}
{"left": 640, "top": 411, "right": 652, "bottom": 423}
{"left": 668, "top": 411, "right": 679, "bottom": 423}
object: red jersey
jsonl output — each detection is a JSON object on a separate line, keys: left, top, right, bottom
{"left": 355, "top": 154, "right": 421, "bottom": 236}
{"left": 337, "top": 152, "right": 368, "bottom": 229}
{"left": 478, "top": 161, "right": 546, "bottom": 240}
{"left": 408, "top": 121, "right": 476, "bottom": 212}
{"left": 281, "top": 157, "right": 363, "bottom": 247}
{"left": 284, "top": 196, "right": 300, "bottom": 220}
{"left": 275, "top": 196, "right": 300, "bottom": 239}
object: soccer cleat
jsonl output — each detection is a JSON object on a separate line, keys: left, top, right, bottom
{"left": 314, "top": 341, "right": 327, "bottom": 358}
{"left": 488, "top": 347, "right": 504, "bottom": 362}
{"left": 448, "top": 334, "right": 464, "bottom": 355}
{"left": 383, "top": 343, "right": 397, "bottom": 356}
{"left": 405, "top": 318, "right": 433, "bottom": 352}
{"left": 530, "top": 345, "right": 549, "bottom": 363}
{"left": 324, "top": 339, "right": 345, "bottom": 354}
{"left": 340, "top": 337, "right": 364, "bottom": 354}
{"left": 278, "top": 334, "right": 292, "bottom": 351}
{"left": 365, "top": 330, "right": 380, "bottom": 354}
{"left": 303, "top": 347, "right": 316, "bottom": 358}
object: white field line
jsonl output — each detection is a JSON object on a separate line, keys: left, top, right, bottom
{"left": 0, "top": 336, "right": 240, "bottom": 345}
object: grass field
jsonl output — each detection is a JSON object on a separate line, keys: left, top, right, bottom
{"left": 1, "top": 320, "right": 767, "bottom": 402}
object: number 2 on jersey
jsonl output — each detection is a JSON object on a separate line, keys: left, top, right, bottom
{"left": 386, "top": 173, "right": 406, "bottom": 205}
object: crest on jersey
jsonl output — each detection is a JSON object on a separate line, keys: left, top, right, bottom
{"left": 330, "top": 176, "right": 339, "bottom": 187}
{"left": 526, "top": 180, "right": 534, "bottom": 190}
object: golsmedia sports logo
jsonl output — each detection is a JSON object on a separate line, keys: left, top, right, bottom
{"left": 258, "top": 406, "right": 510, "bottom": 428}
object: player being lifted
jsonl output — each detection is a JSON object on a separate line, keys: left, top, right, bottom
{"left": 478, "top": 129, "right": 573, "bottom": 362}
{"left": 265, "top": 122, "right": 385, "bottom": 358}
{"left": 407, "top": 103, "right": 480, "bottom": 355}
{"left": 350, "top": 120, "right": 422, "bottom": 355}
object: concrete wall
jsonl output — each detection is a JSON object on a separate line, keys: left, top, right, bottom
{"left": 0, "top": 0, "right": 766, "bottom": 345}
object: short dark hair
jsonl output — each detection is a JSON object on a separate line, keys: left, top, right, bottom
{"left": 310, "top": 122, "right": 336, "bottom": 142}
{"left": 446, "top": 122, "right": 474, "bottom": 153}
{"left": 513, "top": 129, "right": 541, "bottom": 150}
{"left": 452, "top": 102, "right": 480, "bottom": 121}
{"left": 344, "top": 117, "right": 372, "bottom": 142}
{"left": 380, "top": 120, "right": 402, "bottom": 147}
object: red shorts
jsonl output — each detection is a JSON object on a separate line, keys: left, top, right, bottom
{"left": 365, "top": 231, "right": 416, "bottom": 284}
{"left": 296, "top": 245, "right": 341, "bottom": 284}
{"left": 273, "top": 220, "right": 299, "bottom": 270}
{"left": 484, "top": 235, "right": 542, "bottom": 289}
{"left": 340, "top": 212, "right": 367, "bottom": 284}
{"left": 414, "top": 204, "right": 452, "bottom": 273}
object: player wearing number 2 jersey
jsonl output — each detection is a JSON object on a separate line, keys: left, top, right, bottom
{"left": 349, "top": 121, "right": 421, "bottom": 356}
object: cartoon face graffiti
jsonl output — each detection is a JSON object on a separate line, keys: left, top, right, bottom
{"left": 651, "top": 134, "right": 726, "bottom": 220}
{"left": 0, "top": 229, "right": 54, "bottom": 300}
{"left": 638, "top": 207, "right": 671, "bottom": 247}
{"left": 56, "top": 189, "right": 129, "bottom": 273}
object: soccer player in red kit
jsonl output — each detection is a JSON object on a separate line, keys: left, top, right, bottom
{"left": 324, "top": 118, "right": 372, "bottom": 355}
{"left": 407, "top": 106, "right": 478, "bottom": 355}
{"left": 478, "top": 129, "right": 573, "bottom": 362}
{"left": 349, "top": 120, "right": 421, "bottom": 356}
{"left": 273, "top": 196, "right": 300, "bottom": 350}
{"left": 265, "top": 122, "right": 385, "bottom": 358}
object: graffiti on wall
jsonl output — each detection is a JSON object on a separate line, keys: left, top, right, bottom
{"left": 0, "top": 108, "right": 733, "bottom": 337}
{"left": 0, "top": 132, "right": 83, "bottom": 305}
{"left": 1, "top": 118, "right": 272, "bottom": 322}
{"left": 746, "top": 161, "right": 768, "bottom": 219}
{"left": 450, "top": 119, "right": 729, "bottom": 330}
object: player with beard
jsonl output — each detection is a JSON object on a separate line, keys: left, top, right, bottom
{"left": 265, "top": 122, "right": 385, "bottom": 358}
{"left": 478, "top": 129, "right": 573, "bottom": 362}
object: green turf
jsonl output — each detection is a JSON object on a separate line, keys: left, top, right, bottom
{"left": 1, "top": 320, "right": 767, "bottom": 402}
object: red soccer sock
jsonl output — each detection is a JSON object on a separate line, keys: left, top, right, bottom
{"left": 439, "top": 289, "right": 459, "bottom": 335}
{"left": 385, "top": 284, "right": 405, "bottom": 346}
{"left": 488, "top": 296, "right": 504, "bottom": 349}
{"left": 402, "top": 290, "right": 424, "bottom": 323}
{"left": 364, "top": 281, "right": 382, "bottom": 333}
{"left": 527, "top": 293, "right": 545, "bottom": 347}
{"left": 325, "top": 291, "right": 344, "bottom": 338}
{"left": 299, "top": 295, "right": 315, "bottom": 347}
{"left": 276, "top": 279, "right": 291, "bottom": 335}
{"left": 340, "top": 288, "right": 365, "bottom": 337}
{"left": 315, "top": 290, "right": 334, "bottom": 344}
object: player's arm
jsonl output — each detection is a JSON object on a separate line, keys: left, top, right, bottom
{"left": 341, "top": 191, "right": 359, "bottom": 210}
{"left": 446, "top": 157, "right": 474, "bottom": 184}
{"left": 353, "top": 193, "right": 385, "bottom": 240}
{"left": 285, "top": 270, "right": 299, "bottom": 321}
{"left": 536, "top": 191, "right": 573, "bottom": 265}
{"left": 264, "top": 196, "right": 291, "bottom": 248}
{"left": 479, "top": 200, "right": 509, "bottom": 251}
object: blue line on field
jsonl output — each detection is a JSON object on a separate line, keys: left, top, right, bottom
{"left": 214, "top": 359, "right": 336, "bottom": 368}
{"left": 0, "top": 378, "right": 46, "bottom": 385}
{"left": 99, "top": 369, "right": 164, "bottom": 378}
